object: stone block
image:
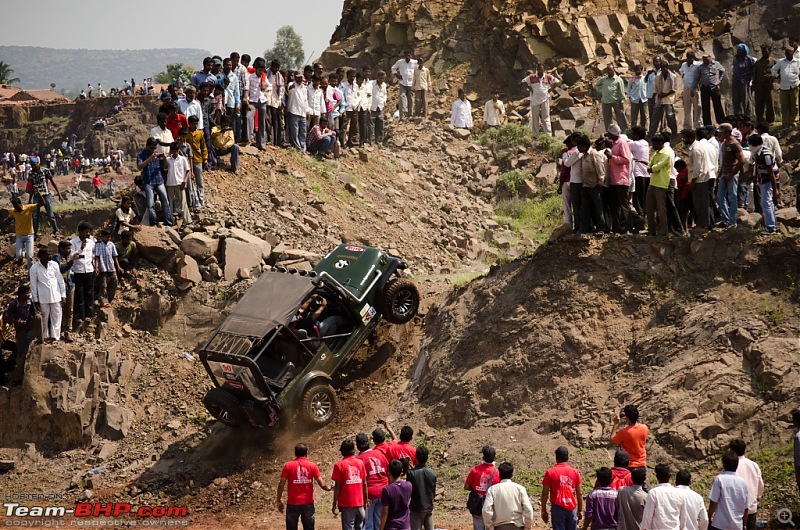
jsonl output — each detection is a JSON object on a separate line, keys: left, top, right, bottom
{"left": 176, "top": 255, "right": 202, "bottom": 284}
{"left": 229, "top": 228, "right": 272, "bottom": 260}
{"left": 223, "top": 238, "right": 262, "bottom": 280}
{"left": 180, "top": 232, "right": 218, "bottom": 261}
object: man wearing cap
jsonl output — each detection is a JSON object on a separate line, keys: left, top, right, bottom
{"left": 732, "top": 44, "right": 757, "bottom": 117}
{"left": 753, "top": 45, "right": 775, "bottom": 124}
{"left": 716, "top": 123, "right": 744, "bottom": 228}
{"left": 679, "top": 50, "right": 703, "bottom": 130}
{"left": 594, "top": 65, "right": 628, "bottom": 132}
{"left": 698, "top": 54, "right": 726, "bottom": 126}
{"left": 771, "top": 47, "right": 800, "bottom": 126}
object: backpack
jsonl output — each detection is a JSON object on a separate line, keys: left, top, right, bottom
{"left": 466, "top": 468, "right": 497, "bottom": 516}
{"left": 554, "top": 480, "right": 578, "bottom": 511}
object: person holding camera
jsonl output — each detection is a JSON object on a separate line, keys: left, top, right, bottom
{"left": 136, "top": 137, "right": 173, "bottom": 227}
{"left": 611, "top": 405, "right": 649, "bottom": 490}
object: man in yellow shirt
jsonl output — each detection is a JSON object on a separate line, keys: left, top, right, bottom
{"left": 646, "top": 135, "right": 671, "bottom": 236}
{"left": 187, "top": 115, "right": 208, "bottom": 209}
{"left": 7, "top": 197, "right": 39, "bottom": 269}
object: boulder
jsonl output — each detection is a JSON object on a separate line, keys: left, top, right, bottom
{"left": 99, "top": 403, "right": 133, "bottom": 440}
{"left": 228, "top": 228, "right": 272, "bottom": 259}
{"left": 180, "top": 232, "right": 218, "bottom": 261}
{"left": 223, "top": 238, "right": 262, "bottom": 280}
{"left": 176, "top": 255, "right": 202, "bottom": 284}
{"left": 135, "top": 226, "right": 179, "bottom": 272}
{"left": 560, "top": 106, "right": 592, "bottom": 121}
{"left": 776, "top": 208, "right": 800, "bottom": 228}
{"left": 453, "top": 128, "right": 471, "bottom": 139}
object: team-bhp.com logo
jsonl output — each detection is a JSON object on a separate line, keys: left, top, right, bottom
{"left": 4, "top": 501, "right": 188, "bottom": 526}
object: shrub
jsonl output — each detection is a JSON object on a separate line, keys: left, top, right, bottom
{"left": 476, "top": 123, "right": 534, "bottom": 153}
{"left": 497, "top": 170, "right": 530, "bottom": 195}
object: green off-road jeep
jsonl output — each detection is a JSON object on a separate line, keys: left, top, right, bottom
{"left": 199, "top": 244, "right": 419, "bottom": 429}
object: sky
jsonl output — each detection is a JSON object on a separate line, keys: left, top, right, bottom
{"left": 1, "top": 0, "right": 345, "bottom": 63}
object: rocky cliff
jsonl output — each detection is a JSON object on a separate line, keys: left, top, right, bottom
{"left": 322, "top": 0, "right": 800, "bottom": 98}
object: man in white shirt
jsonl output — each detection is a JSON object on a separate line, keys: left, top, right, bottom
{"left": 728, "top": 440, "right": 763, "bottom": 530}
{"left": 30, "top": 248, "right": 66, "bottom": 342}
{"left": 675, "top": 470, "right": 708, "bottom": 530}
{"left": 640, "top": 464, "right": 687, "bottom": 530}
{"left": 286, "top": 72, "right": 310, "bottom": 152}
{"left": 266, "top": 60, "right": 284, "bottom": 147}
{"left": 482, "top": 462, "right": 533, "bottom": 530}
{"left": 150, "top": 113, "right": 175, "bottom": 156}
{"left": 362, "top": 66, "right": 375, "bottom": 143}
{"left": 484, "top": 90, "right": 505, "bottom": 128}
{"left": 629, "top": 126, "right": 650, "bottom": 218}
{"left": 165, "top": 144, "right": 191, "bottom": 225}
{"left": 391, "top": 49, "right": 417, "bottom": 119}
{"left": 683, "top": 129, "right": 712, "bottom": 229}
{"left": 243, "top": 57, "right": 271, "bottom": 150}
{"left": 177, "top": 85, "right": 203, "bottom": 129}
{"left": 708, "top": 452, "right": 751, "bottom": 530}
{"left": 771, "top": 47, "right": 800, "bottom": 126}
{"left": 451, "top": 89, "right": 473, "bottom": 130}
{"left": 307, "top": 76, "right": 324, "bottom": 129}
{"left": 564, "top": 133, "right": 584, "bottom": 233}
{"left": 70, "top": 222, "right": 95, "bottom": 329}
{"left": 371, "top": 71, "right": 388, "bottom": 146}
{"left": 522, "top": 65, "right": 560, "bottom": 137}
{"left": 756, "top": 122, "right": 782, "bottom": 166}
{"left": 679, "top": 50, "right": 703, "bottom": 130}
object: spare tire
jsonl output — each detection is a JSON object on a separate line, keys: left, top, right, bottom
{"left": 203, "top": 387, "right": 247, "bottom": 427}
{"left": 300, "top": 383, "right": 338, "bottom": 427}
{"left": 380, "top": 278, "right": 420, "bottom": 324}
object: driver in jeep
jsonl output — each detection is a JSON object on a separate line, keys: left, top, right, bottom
{"left": 292, "top": 294, "right": 349, "bottom": 342}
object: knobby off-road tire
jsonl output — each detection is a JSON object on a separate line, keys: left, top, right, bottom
{"left": 203, "top": 388, "right": 248, "bottom": 427}
{"left": 380, "top": 278, "right": 420, "bottom": 324}
{"left": 300, "top": 383, "right": 338, "bottom": 427}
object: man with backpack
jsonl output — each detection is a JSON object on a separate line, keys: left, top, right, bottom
{"left": 541, "top": 446, "right": 583, "bottom": 530}
{"left": 465, "top": 446, "right": 501, "bottom": 530}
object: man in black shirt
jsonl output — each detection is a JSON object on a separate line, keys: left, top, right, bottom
{"left": 407, "top": 445, "right": 437, "bottom": 530}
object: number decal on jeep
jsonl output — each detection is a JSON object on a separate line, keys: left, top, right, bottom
{"left": 335, "top": 259, "right": 349, "bottom": 269}
{"left": 345, "top": 245, "right": 364, "bottom": 252}
{"left": 221, "top": 363, "right": 234, "bottom": 373}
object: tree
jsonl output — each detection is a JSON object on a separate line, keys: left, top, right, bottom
{"left": 263, "top": 26, "right": 305, "bottom": 70}
{"left": 0, "top": 61, "right": 20, "bottom": 85}
{"left": 153, "top": 63, "right": 195, "bottom": 85}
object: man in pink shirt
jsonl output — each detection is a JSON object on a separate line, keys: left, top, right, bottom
{"left": 605, "top": 124, "right": 633, "bottom": 233}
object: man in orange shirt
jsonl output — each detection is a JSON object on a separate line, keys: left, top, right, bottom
{"left": 611, "top": 405, "right": 649, "bottom": 490}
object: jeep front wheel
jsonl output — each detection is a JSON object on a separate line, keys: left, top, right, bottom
{"left": 300, "top": 383, "right": 338, "bottom": 427}
{"left": 203, "top": 388, "right": 247, "bottom": 427}
{"left": 380, "top": 278, "right": 420, "bottom": 324}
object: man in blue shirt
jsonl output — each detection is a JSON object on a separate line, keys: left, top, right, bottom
{"left": 136, "top": 138, "right": 173, "bottom": 226}
{"left": 191, "top": 57, "right": 217, "bottom": 88}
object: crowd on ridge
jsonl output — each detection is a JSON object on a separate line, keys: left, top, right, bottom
{"left": 274, "top": 408, "right": 800, "bottom": 530}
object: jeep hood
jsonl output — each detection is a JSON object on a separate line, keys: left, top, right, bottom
{"left": 218, "top": 272, "right": 315, "bottom": 337}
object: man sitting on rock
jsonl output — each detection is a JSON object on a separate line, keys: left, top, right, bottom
{"left": 211, "top": 115, "right": 240, "bottom": 173}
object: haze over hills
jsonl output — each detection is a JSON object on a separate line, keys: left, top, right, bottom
{"left": 0, "top": 46, "right": 211, "bottom": 93}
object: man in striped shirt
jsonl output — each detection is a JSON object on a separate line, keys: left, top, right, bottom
{"left": 583, "top": 468, "right": 618, "bottom": 530}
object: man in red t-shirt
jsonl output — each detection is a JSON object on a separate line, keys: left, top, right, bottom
{"left": 166, "top": 104, "right": 189, "bottom": 140}
{"left": 464, "top": 445, "right": 501, "bottom": 530}
{"left": 541, "top": 446, "right": 583, "bottom": 530}
{"left": 277, "top": 444, "right": 330, "bottom": 530}
{"left": 356, "top": 433, "right": 389, "bottom": 530}
{"left": 332, "top": 438, "right": 368, "bottom": 530}
{"left": 385, "top": 424, "right": 417, "bottom": 467}
{"left": 610, "top": 404, "right": 649, "bottom": 484}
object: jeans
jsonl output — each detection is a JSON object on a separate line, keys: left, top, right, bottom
{"left": 144, "top": 183, "right": 173, "bottom": 226}
{"left": 286, "top": 503, "right": 315, "bottom": 530}
{"left": 551, "top": 505, "right": 578, "bottom": 530}
{"left": 579, "top": 186, "right": 606, "bottom": 233}
{"left": 287, "top": 113, "right": 307, "bottom": 152}
{"left": 365, "top": 498, "right": 382, "bottom": 530}
{"left": 410, "top": 511, "right": 433, "bottom": 530}
{"left": 372, "top": 108, "right": 384, "bottom": 144}
{"left": 216, "top": 144, "right": 240, "bottom": 171}
{"left": 251, "top": 101, "right": 267, "bottom": 149}
{"left": 761, "top": 182, "right": 776, "bottom": 230}
{"left": 692, "top": 180, "right": 712, "bottom": 228}
{"left": 73, "top": 272, "right": 94, "bottom": 322}
{"left": 738, "top": 174, "right": 753, "bottom": 209}
{"left": 228, "top": 106, "right": 241, "bottom": 142}
{"left": 309, "top": 136, "right": 336, "bottom": 156}
{"left": 700, "top": 84, "right": 725, "bottom": 126}
{"left": 340, "top": 506, "right": 365, "bottom": 530}
{"left": 33, "top": 193, "right": 58, "bottom": 234}
{"left": 15, "top": 234, "right": 34, "bottom": 269}
{"left": 191, "top": 163, "right": 205, "bottom": 207}
{"left": 268, "top": 106, "right": 283, "bottom": 145}
{"left": 399, "top": 84, "right": 414, "bottom": 118}
{"left": 716, "top": 175, "right": 738, "bottom": 226}
{"left": 472, "top": 514, "right": 486, "bottom": 530}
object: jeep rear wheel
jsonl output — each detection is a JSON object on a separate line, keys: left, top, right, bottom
{"left": 203, "top": 388, "right": 247, "bottom": 427}
{"left": 300, "top": 383, "right": 338, "bottom": 427}
{"left": 380, "top": 278, "right": 420, "bottom": 324}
